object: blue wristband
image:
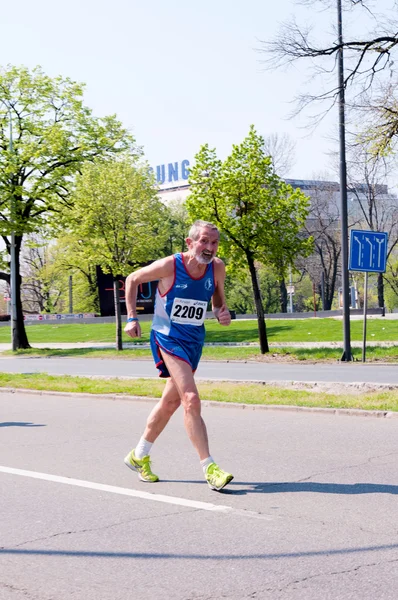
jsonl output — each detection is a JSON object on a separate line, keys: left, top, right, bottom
{"left": 127, "top": 317, "right": 139, "bottom": 323}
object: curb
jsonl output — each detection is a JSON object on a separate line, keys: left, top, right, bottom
{"left": 1, "top": 386, "right": 398, "bottom": 419}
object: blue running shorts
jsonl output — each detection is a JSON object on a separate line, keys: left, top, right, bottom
{"left": 150, "top": 330, "right": 203, "bottom": 378}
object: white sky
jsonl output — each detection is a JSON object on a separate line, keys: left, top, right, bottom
{"left": 1, "top": 0, "right": 395, "bottom": 182}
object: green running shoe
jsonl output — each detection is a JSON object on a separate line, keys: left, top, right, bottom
{"left": 124, "top": 449, "right": 159, "bottom": 483}
{"left": 205, "top": 463, "right": 234, "bottom": 491}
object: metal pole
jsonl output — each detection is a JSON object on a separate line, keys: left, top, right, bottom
{"left": 9, "top": 109, "right": 17, "bottom": 351}
{"left": 362, "top": 272, "right": 368, "bottom": 362}
{"left": 289, "top": 266, "right": 293, "bottom": 313}
{"left": 337, "top": 0, "right": 352, "bottom": 361}
{"left": 69, "top": 275, "right": 73, "bottom": 314}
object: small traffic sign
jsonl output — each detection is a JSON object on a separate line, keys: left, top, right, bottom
{"left": 349, "top": 230, "right": 388, "bottom": 273}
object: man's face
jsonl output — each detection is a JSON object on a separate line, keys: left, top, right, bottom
{"left": 187, "top": 227, "right": 219, "bottom": 264}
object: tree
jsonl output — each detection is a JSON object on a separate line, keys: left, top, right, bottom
{"left": 163, "top": 199, "right": 190, "bottom": 255}
{"left": 260, "top": 1, "right": 398, "bottom": 149}
{"left": 384, "top": 253, "right": 398, "bottom": 310}
{"left": 345, "top": 147, "right": 398, "bottom": 307}
{"left": 21, "top": 234, "right": 67, "bottom": 314}
{"left": 38, "top": 233, "right": 101, "bottom": 313}
{"left": 262, "top": 132, "right": 299, "bottom": 310}
{"left": 225, "top": 265, "right": 281, "bottom": 315}
{"left": 69, "top": 159, "right": 168, "bottom": 350}
{"left": 297, "top": 181, "right": 342, "bottom": 310}
{"left": 262, "top": 133, "right": 296, "bottom": 177}
{"left": 187, "top": 126, "right": 312, "bottom": 353}
{"left": 0, "top": 65, "right": 137, "bottom": 349}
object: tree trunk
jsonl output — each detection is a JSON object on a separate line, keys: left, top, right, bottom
{"left": 377, "top": 272, "right": 384, "bottom": 308}
{"left": 88, "top": 265, "right": 100, "bottom": 313}
{"left": 113, "top": 277, "right": 123, "bottom": 351}
{"left": 323, "top": 288, "right": 332, "bottom": 311}
{"left": 247, "top": 253, "right": 269, "bottom": 354}
{"left": 14, "top": 238, "right": 30, "bottom": 349}
{"left": 279, "top": 278, "right": 288, "bottom": 313}
{"left": 324, "top": 250, "right": 340, "bottom": 311}
{"left": 323, "top": 277, "right": 333, "bottom": 311}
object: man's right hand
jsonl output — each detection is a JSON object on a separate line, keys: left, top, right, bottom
{"left": 124, "top": 321, "right": 142, "bottom": 338}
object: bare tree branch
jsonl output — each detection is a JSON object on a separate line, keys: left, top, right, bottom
{"left": 259, "top": 0, "right": 398, "bottom": 138}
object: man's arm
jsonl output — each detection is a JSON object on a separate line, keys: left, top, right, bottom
{"left": 124, "top": 256, "right": 174, "bottom": 338}
{"left": 212, "top": 259, "right": 231, "bottom": 327}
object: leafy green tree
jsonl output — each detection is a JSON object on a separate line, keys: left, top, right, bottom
{"left": 56, "top": 234, "right": 99, "bottom": 311}
{"left": 0, "top": 65, "right": 137, "bottom": 348}
{"left": 187, "top": 126, "right": 312, "bottom": 353}
{"left": 43, "top": 233, "right": 100, "bottom": 313}
{"left": 377, "top": 250, "right": 398, "bottom": 312}
{"left": 69, "top": 159, "right": 168, "bottom": 350}
{"left": 225, "top": 265, "right": 280, "bottom": 315}
{"left": 163, "top": 199, "right": 190, "bottom": 255}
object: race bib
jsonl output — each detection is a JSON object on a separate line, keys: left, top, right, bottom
{"left": 170, "top": 297, "right": 207, "bottom": 326}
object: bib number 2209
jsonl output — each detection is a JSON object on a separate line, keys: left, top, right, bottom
{"left": 170, "top": 298, "right": 207, "bottom": 326}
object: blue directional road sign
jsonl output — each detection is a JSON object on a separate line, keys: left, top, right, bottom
{"left": 349, "top": 230, "right": 388, "bottom": 273}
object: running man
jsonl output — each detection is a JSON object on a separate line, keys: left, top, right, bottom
{"left": 123, "top": 220, "right": 234, "bottom": 491}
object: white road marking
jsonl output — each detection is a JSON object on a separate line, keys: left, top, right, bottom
{"left": 0, "top": 466, "right": 231, "bottom": 513}
{"left": 0, "top": 465, "right": 272, "bottom": 520}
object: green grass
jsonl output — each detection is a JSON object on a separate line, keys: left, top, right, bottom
{"left": 0, "top": 372, "right": 397, "bottom": 412}
{"left": 5, "top": 344, "right": 398, "bottom": 362}
{"left": 0, "top": 317, "right": 396, "bottom": 344}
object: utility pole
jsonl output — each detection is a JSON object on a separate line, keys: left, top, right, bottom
{"left": 8, "top": 108, "right": 17, "bottom": 351}
{"left": 337, "top": 0, "right": 352, "bottom": 361}
{"left": 69, "top": 275, "right": 73, "bottom": 314}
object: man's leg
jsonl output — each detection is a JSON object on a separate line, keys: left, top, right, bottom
{"left": 143, "top": 378, "right": 181, "bottom": 442}
{"left": 124, "top": 378, "right": 180, "bottom": 482}
{"left": 159, "top": 350, "right": 210, "bottom": 460}
{"left": 160, "top": 350, "right": 233, "bottom": 490}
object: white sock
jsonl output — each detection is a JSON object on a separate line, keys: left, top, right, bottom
{"left": 135, "top": 437, "right": 153, "bottom": 459}
{"left": 201, "top": 456, "right": 215, "bottom": 474}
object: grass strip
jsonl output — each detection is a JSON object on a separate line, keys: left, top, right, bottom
{"left": 0, "top": 372, "right": 398, "bottom": 412}
{"left": 4, "top": 345, "right": 398, "bottom": 362}
{"left": 1, "top": 317, "right": 397, "bottom": 344}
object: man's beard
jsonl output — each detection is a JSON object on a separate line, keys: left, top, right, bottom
{"left": 190, "top": 250, "right": 214, "bottom": 264}
{"left": 197, "top": 254, "right": 214, "bottom": 264}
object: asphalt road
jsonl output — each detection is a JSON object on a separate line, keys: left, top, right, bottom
{"left": 0, "top": 356, "right": 397, "bottom": 385}
{"left": 1, "top": 391, "right": 398, "bottom": 599}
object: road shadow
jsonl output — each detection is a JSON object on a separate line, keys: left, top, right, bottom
{"left": 223, "top": 481, "right": 398, "bottom": 495}
{"left": 0, "top": 422, "right": 46, "bottom": 427}
{"left": 160, "top": 479, "right": 398, "bottom": 495}
{"left": 1, "top": 542, "right": 398, "bottom": 559}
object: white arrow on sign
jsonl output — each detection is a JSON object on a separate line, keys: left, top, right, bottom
{"left": 375, "top": 237, "right": 385, "bottom": 269}
{"left": 365, "top": 237, "right": 373, "bottom": 268}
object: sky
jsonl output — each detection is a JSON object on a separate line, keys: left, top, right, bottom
{"left": 1, "top": 0, "right": 395, "bottom": 183}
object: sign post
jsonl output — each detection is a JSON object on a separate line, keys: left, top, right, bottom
{"left": 349, "top": 230, "right": 388, "bottom": 362}
{"left": 362, "top": 272, "right": 368, "bottom": 362}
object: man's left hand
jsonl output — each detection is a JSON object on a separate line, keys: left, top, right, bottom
{"left": 216, "top": 304, "right": 231, "bottom": 326}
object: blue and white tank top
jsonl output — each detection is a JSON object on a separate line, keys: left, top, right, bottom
{"left": 152, "top": 253, "right": 215, "bottom": 343}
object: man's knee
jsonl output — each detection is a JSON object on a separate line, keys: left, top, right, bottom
{"left": 165, "top": 396, "right": 181, "bottom": 414}
{"left": 181, "top": 391, "right": 201, "bottom": 415}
